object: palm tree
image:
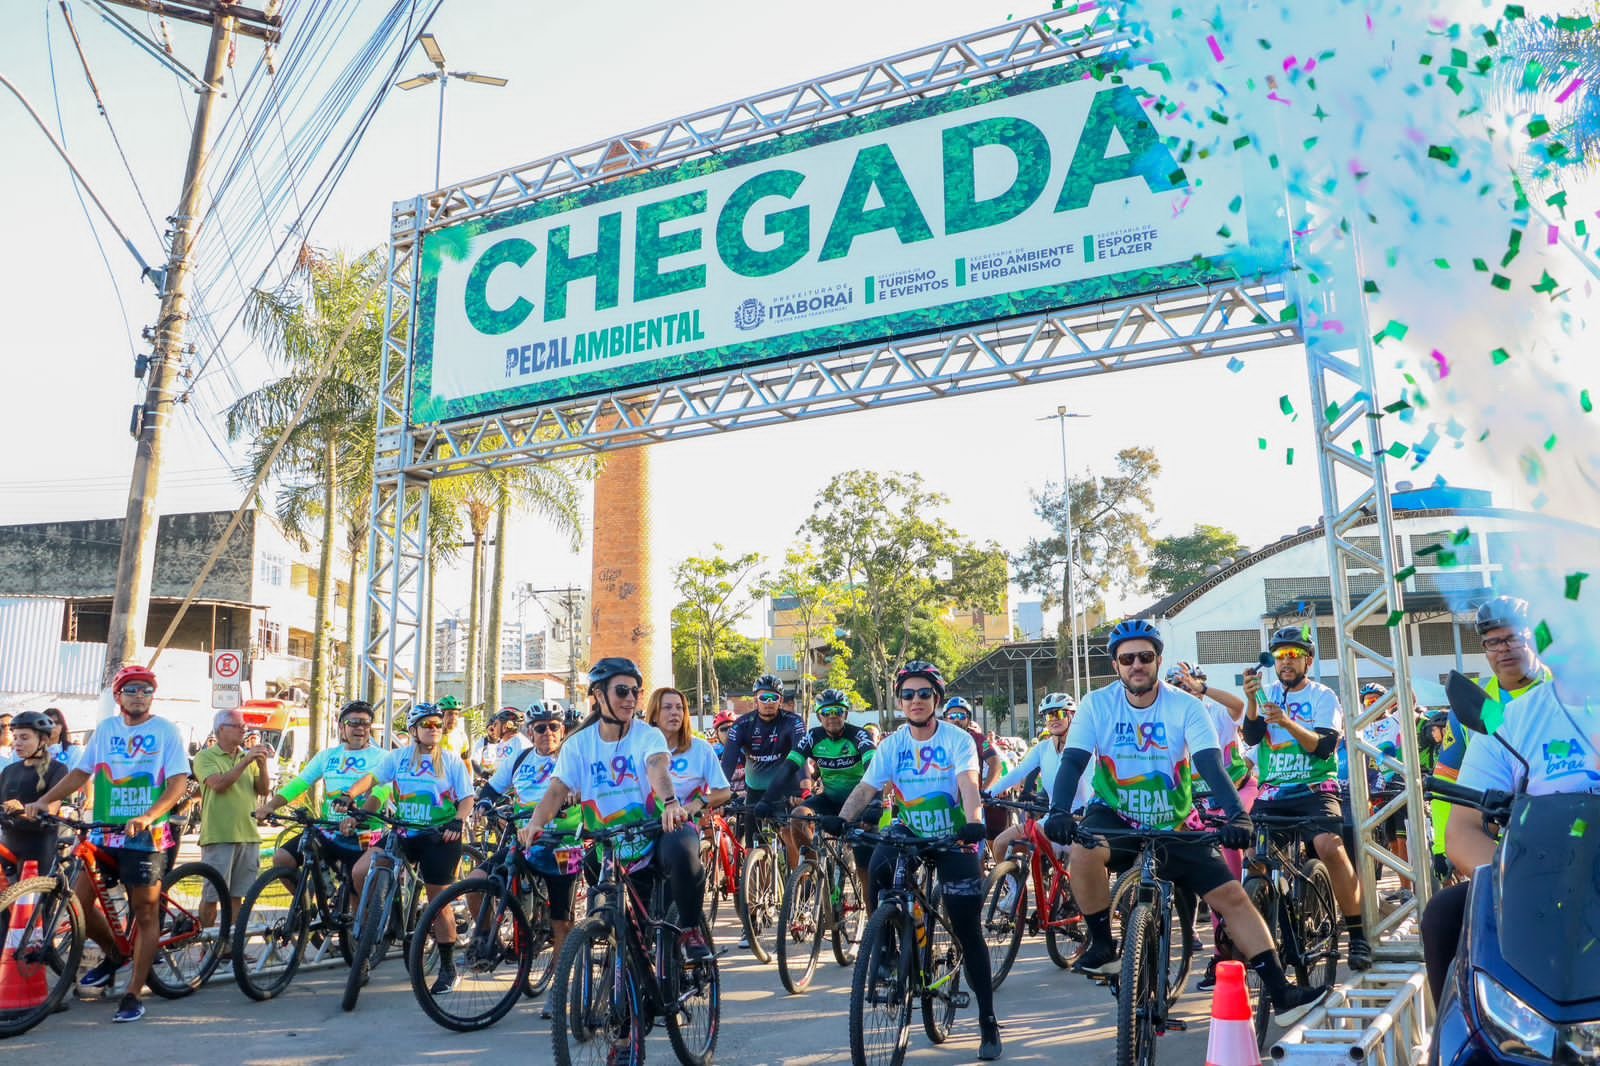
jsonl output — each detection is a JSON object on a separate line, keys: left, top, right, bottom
{"left": 1494, "top": 11, "right": 1600, "bottom": 179}
{"left": 228, "top": 245, "right": 386, "bottom": 757}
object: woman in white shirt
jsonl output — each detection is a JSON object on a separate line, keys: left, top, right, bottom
{"left": 986, "top": 692, "right": 1085, "bottom": 861}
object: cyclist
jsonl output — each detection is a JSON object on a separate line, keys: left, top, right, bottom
{"left": 24, "top": 664, "right": 191, "bottom": 1023}
{"left": 985, "top": 692, "right": 1087, "bottom": 863}
{"left": 1430, "top": 595, "right": 1551, "bottom": 879}
{"left": 1353, "top": 682, "right": 1416, "bottom": 901}
{"left": 826, "top": 660, "right": 1002, "bottom": 1060}
{"left": 1044, "top": 620, "right": 1330, "bottom": 1025}
{"left": 343, "top": 702, "right": 475, "bottom": 995}
{"left": 720, "top": 674, "right": 806, "bottom": 869}
{"left": 254, "top": 700, "right": 389, "bottom": 879}
{"left": 647, "top": 685, "right": 733, "bottom": 958}
{"left": 517, "top": 658, "right": 711, "bottom": 961}
{"left": 0, "top": 710, "right": 71, "bottom": 877}
{"left": 437, "top": 696, "right": 470, "bottom": 757}
{"left": 941, "top": 696, "right": 1003, "bottom": 790}
{"left": 710, "top": 710, "right": 737, "bottom": 758}
{"left": 1242, "top": 624, "right": 1372, "bottom": 971}
{"left": 765, "top": 688, "right": 877, "bottom": 895}
{"left": 0, "top": 712, "right": 13, "bottom": 768}
{"left": 471, "top": 707, "right": 528, "bottom": 783}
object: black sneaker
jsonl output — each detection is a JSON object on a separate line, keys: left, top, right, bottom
{"left": 1273, "top": 984, "right": 1330, "bottom": 1028}
{"left": 112, "top": 994, "right": 145, "bottom": 1023}
{"left": 79, "top": 957, "right": 122, "bottom": 989}
{"left": 1072, "top": 939, "right": 1120, "bottom": 975}
{"left": 1347, "top": 936, "right": 1374, "bottom": 972}
{"left": 430, "top": 965, "right": 458, "bottom": 996}
{"left": 680, "top": 927, "right": 713, "bottom": 963}
{"left": 978, "top": 1015, "right": 1004, "bottom": 1060}
{"left": 1196, "top": 955, "right": 1220, "bottom": 991}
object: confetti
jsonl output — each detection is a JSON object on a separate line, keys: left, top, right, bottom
{"left": 1385, "top": 610, "right": 1405, "bottom": 627}
{"left": 1534, "top": 620, "right": 1554, "bottom": 653}
{"left": 1573, "top": 818, "right": 1589, "bottom": 839}
{"left": 1565, "top": 572, "right": 1589, "bottom": 600}
{"left": 1258, "top": 438, "right": 1268, "bottom": 450}
{"left": 1491, "top": 348, "right": 1511, "bottom": 365}
{"left": 1582, "top": 390, "right": 1593, "bottom": 413}
{"left": 1206, "top": 34, "right": 1225, "bottom": 62}
{"left": 1555, "top": 77, "right": 1585, "bottom": 104}
{"left": 1430, "top": 350, "right": 1450, "bottom": 378}
{"left": 1285, "top": 447, "right": 1295, "bottom": 464}
{"left": 1278, "top": 395, "right": 1296, "bottom": 418}
{"left": 1395, "top": 565, "right": 1417, "bottom": 582}
{"left": 1227, "top": 357, "right": 1245, "bottom": 373}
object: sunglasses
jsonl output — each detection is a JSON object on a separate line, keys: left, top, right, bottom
{"left": 898, "top": 687, "right": 937, "bottom": 702}
{"left": 944, "top": 712, "right": 970, "bottom": 722}
{"left": 609, "top": 686, "right": 642, "bottom": 698}
{"left": 415, "top": 720, "right": 444, "bottom": 730}
{"left": 756, "top": 692, "right": 781, "bottom": 703}
{"left": 1046, "top": 709, "right": 1073, "bottom": 719}
{"left": 120, "top": 684, "right": 156, "bottom": 696}
{"left": 529, "top": 722, "right": 562, "bottom": 734}
{"left": 1116, "top": 651, "right": 1158, "bottom": 667}
{"left": 343, "top": 720, "right": 373, "bottom": 729}
{"left": 1272, "top": 648, "right": 1309, "bottom": 661}
{"left": 819, "top": 709, "right": 845, "bottom": 717}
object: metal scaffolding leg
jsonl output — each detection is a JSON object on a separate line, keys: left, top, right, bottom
{"left": 362, "top": 473, "right": 430, "bottom": 740}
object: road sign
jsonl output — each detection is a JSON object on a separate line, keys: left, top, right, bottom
{"left": 211, "top": 649, "right": 244, "bottom": 682}
{"left": 211, "top": 685, "right": 241, "bottom": 711}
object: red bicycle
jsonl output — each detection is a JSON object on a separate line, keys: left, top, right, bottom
{"left": 699, "top": 809, "right": 746, "bottom": 930}
{"left": 980, "top": 797, "right": 1086, "bottom": 986}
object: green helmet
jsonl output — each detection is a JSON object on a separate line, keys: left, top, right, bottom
{"left": 436, "top": 695, "right": 460, "bottom": 711}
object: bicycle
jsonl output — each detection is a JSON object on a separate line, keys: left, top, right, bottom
{"left": 845, "top": 825, "right": 972, "bottom": 1066}
{"left": 980, "top": 797, "right": 1085, "bottom": 986}
{"left": 776, "top": 811, "right": 865, "bottom": 993}
{"left": 230, "top": 809, "right": 358, "bottom": 1000}
{"left": 549, "top": 820, "right": 720, "bottom": 1066}
{"left": 338, "top": 806, "right": 442, "bottom": 1012}
{"left": 698, "top": 809, "right": 744, "bottom": 930}
{"left": 727, "top": 803, "right": 789, "bottom": 963}
{"left": 1227, "top": 810, "right": 1340, "bottom": 1049}
{"left": 408, "top": 802, "right": 566, "bottom": 1031}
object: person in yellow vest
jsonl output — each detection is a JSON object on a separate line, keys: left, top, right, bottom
{"left": 436, "top": 696, "right": 471, "bottom": 758}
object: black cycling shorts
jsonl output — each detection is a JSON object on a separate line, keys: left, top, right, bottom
{"left": 1256, "top": 790, "right": 1345, "bottom": 845}
{"left": 398, "top": 832, "right": 463, "bottom": 885}
{"left": 543, "top": 872, "right": 578, "bottom": 922}
{"left": 280, "top": 829, "right": 366, "bottom": 869}
{"left": 1081, "top": 805, "right": 1234, "bottom": 899}
{"left": 101, "top": 845, "right": 168, "bottom": 888}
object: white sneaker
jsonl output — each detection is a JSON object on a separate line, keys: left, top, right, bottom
{"left": 996, "top": 880, "right": 1018, "bottom": 913}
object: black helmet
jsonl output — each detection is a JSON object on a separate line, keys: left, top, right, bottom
{"left": 1268, "top": 625, "right": 1314, "bottom": 655}
{"left": 9, "top": 710, "right": 54, "bottom": 736}
{"left": 1474, "top": 595, "right": 1530, "bottom": 636}
{"left": 493, "top": 706, "right": 524, "bottom": 727}
{"left": 894, "top": 660, "right": 945, "bottom": 699}
{"left": 753, "top": 674, "right": 783, "bottom": 695}
{"left": 587, "top": 658, "right": 643, "bottom": 689}
{"left": 815, "top": 688, "right": 850, "bottom": 714}
{"left": 339, "top": 699, "right": 374, "bottom": 722}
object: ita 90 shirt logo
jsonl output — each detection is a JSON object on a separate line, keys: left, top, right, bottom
{"left": 590, "top": 755, "right": 639, "bottom": 788}
{"left": 109, "top": 734, "right": 160, "bottom": 757}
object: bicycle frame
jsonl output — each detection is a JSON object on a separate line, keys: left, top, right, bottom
{"left": 1020, "top": 817, "right": 1077, "bottom": 937}
{"left": 1243, "top": 816, "right": 1326, "bottom": 971}
{"left": 587, "top": 840, "right": 682, "bottom": 1022}
{"left": 50, "top": 820, "right": 207, "bottom": 962}
{"left": 707, "top": 813, "right": 744, "bottom": 897}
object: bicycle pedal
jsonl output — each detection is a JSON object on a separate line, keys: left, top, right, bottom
{"left": 952, "top": 991, "right": 970, "bottom": 1009}
{"left": 1164, "top": 1019, "right": 1188, "bottom": 1033}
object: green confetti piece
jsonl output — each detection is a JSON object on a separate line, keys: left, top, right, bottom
{"left": 1556, "top": 15, "right": 1594, "bottom": 31}
{"left": 1544, "top": 433, "right": 1558, "bottom": 451}
{"left": 1208, "top": 109, "right": 1231, "bottom": 125}
{"left": 1279, "top": 304, "right": 1300, "bottom": 322}
{"left": 1565, "top": 572, "right": 1589, "bottom": 600}
{"left": 1374, "top": 320, "right": 1409, "bottom": 344}
{"left": 1491, "top": 348, "right": 1511, "bottom": 365}
{"left": 1217, "top": 225, "right": 1232, "bottom": 238}
{"left": 1363, "top": 280, "right": 1380, "bottom": 294}
{"left": 1483, "top": 28, "right": 1499, "bottom": 45}
{"left": 1353, "top": 440, "right": 1365, "bottom": 457}
{"left": 1449, "top": 48, "right": 1469, "bottom": 68}
{"left": 1279, "top": 395, "right": 1296, "bottom": 417}
{"left": 1534, "top": 620, "right": 1553, "bottom": 652}
{"left": 1258, "top": 437, "right": 1268, "bottom": 450}
{"left": 1285, "top": 447, "right": 1294, "bottom": 465}
{"left": 1533, "top": 271, "right": 1559, "bottom": 294}
{"left": 1433, "top": 257, "right": 1451, "bottom": 269}
{"left": 1325, "top": 401, "right": 1341, "bottom": 423}
{"left": 1522, "top": 59, "right": 1545, "bottom": 91}
{"left": 1385, "top": 610, "right": 1406, "bottom": 627}
{"left": 1572, "top": 818, "right": 1588, "bottom": 839}
{"left": 1472, "top": 258, "right": 1489, "bottom": 272}
{"left": 1168, "top": 168, "right": 1187, "bottom": 187}
{"left": 1233, "top": 135, "right": 1252, "bottom": 149}
{"left": 1416, "top": 544, "right": 1443, "bottom": 557}
{"left": 1427, "top": 145, "right": 1458, "bottom": 165}
{"left": 1453, "top": 527, "right": 1472, "bottom": 544}
{"left": 1504, "top": 4, "right": 1525, "bottom": 19}
{"left": 1581, "top": 389, "right": 1592, "bottom": 413}
{"left": 1383, "top": 399, "right": 1413, "bottom": 414}
{"left": 1491, "top": 275, "right": 1512, "bottom": 291}
{"left": 1395, "top": 565, "right": 1417, "bottom": 582}
{"left": 1527, "top": 116, "right": 1551, "bottom": 137}
{"left": 1437, "top": 550, "right": 1458, "bottom": 568}
{"left": 1387, "top": 442, "right": 1410, "bottom": 458}
{"left": 1227, "top": 195, "right": 1242, "bottom": 213}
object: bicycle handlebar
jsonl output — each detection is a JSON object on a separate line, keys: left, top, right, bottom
{"left": 1423, "top": 776, "right": 1514, "bottom": 816}
{"left": 984, "top": 797, "right": 1050, "bottom": 816}
{"left": 843, "top": 825, "right": 969, "bottom": 854}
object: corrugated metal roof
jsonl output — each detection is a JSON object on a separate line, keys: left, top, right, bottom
{"left": 0, "top": 597, "right": 108, "bottom": 695}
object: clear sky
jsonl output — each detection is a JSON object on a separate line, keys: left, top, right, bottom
{"left": 2, "top": 0, "right": 1593, "bottom": 641}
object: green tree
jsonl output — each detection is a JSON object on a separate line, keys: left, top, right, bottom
{"left": 671, "top": 603, "right": 764, "bottom": 716}
{"left": 761, "top": 545, "right": 847, "bottom": 721}
{"left": 228, "top": 246, "right": 386, "bottom": 756}
{"left": 671, "top": 547, "right": 766, "bottom": 713}
{"left": 802, "top": 470, "right": 1006, "bottom": 719}
{"left": 1013, "top": 446, "right": 1161, "bottom": 686}
{"left": 1145, "top": 524, "right": 1248, "bottom": 598}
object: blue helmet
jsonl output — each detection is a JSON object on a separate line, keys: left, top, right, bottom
{"left": 408, "top": 702, "right": 444, "bottom": 728}
{"left": 1107, "top": 619, "right": 1163, "bottom": 657}
{"left": 942, "top": 696, "right": 972, "bottom": 716}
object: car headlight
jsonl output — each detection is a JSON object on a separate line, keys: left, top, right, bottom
{"left": 1474, "top": 970, "right": 1558, "bottom": 1061}
{"left": 1560, "top": 1019, "right": 1600, "bottom": 1061}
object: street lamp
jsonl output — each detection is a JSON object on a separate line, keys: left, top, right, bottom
{"left": 396, "top": 32, "right": 508, "bottom": 189}
{"left": 1038, "top": 407, "right": 1091, "bottom": 701}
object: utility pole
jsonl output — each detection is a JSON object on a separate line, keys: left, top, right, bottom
{"left": 1039, "top": 408, "right": 1091, "bottom": 700}
{"left": 102, "top": 2, "right": 281, "bottom": 698}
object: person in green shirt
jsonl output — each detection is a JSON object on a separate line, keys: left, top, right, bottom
{"left": 194, "top": 709, "right": 273, "bottom": 931}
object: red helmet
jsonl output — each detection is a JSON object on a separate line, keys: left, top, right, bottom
{"left": 112, "top": 664, "right": 157, "bottom": 693}
{"left": 713, "top": 711, "right": 736, "bottom": 729}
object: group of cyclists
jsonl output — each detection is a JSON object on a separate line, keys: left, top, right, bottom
{"left": 0, "top": 587, "right": 1590, "bottom": 1063}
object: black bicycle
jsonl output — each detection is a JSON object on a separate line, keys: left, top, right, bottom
{"left": 409, "top": 802, "right": 565, "bottom": 1031}
{"left": 1227, "top": 811, "right": 1340, "bottom": 1049}
{"left": 728, "top": 803, "right": 789, "bottom": 964}
{"left": 338, "top": 806, "right": 441, "bottom": 1012}
{"left": 549, "top": 821, "right": 720, "bottom": 1066}
{"left": 845, "top": 825, "right": 971, "bottom": 1066}
{"left": 777, "top": 811, "right": 865, "bottom": 993}
{"left": 231, "top": 809, "right": 359, "bottom": 1000}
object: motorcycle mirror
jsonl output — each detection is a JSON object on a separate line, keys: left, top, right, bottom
{"left": 1445, "top": 670, "right": 1491, "bottom": 734}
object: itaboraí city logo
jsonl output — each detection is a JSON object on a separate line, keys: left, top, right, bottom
{"left": 733, "top": 298, "right": 765, "bottom": 331}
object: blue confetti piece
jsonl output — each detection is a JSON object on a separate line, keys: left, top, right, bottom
{"left": 1227, "top": 357, "right": 1246, "bottom": 373}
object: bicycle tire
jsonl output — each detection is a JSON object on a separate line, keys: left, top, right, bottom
{"left": 550, "top": 913, "right": 643, "bottom": 1066}
{"left": 232, "top": 867, "right": 310, "bottom": 1001}
{"left": 737, "top": 845, "right": 776, "bottom": 963}
{"left": 1116, "top": 902, "right": 1159, "bottom": 1066}
{"left": 1239, "top": 876, "right": 1274, "bottom": 1050}
{"left": 1165, "top": 886, "right": 1196, "bottom": 1005}
{"left": 0, "top": 876, "right": 82, "bottom": 1037}
{"left": 410, "top": 877, "right": 531, "bottom": 1032}
{"left": 664, "top": 915, "right": 721, "bottom": 1065}
{"left": 920, "top": 884, "right": 960, "bottom": 1045}
{"left": 777, "top": 859, "right": 825, "bottom": 993}
{"left": 396, "top": 878, "right": 433, "bottom": 975}
{"left": 520, "top": 885, "right": 556, "bottom": 999}
{"left": 147, "top": 861, "right": 229, "bottom": 998}
{"left": 1295, "top": 858, "right": 1340, "bottom": 990}
{"left": 342, "top": 863, "right": 395, "bottom": 1012}
{"left": 981, "top": 859, "right": 1026, "bottom": 988}
{"left": 1043, "top": 871, "right": 1086, "bottom": 969}
{"left": 699, "top": 836, "right": 721, "bottom": 929}
{"left": 829, "top": 854, "right": 864, "bottom": 968}
{"left": 848, "top": 903, "right": 914, "bottom": 1066}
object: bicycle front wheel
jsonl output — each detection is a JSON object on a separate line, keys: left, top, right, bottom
{"left": 342, "top": 863, "right": 395, "bottom": 1012}
{"left": 550, "top": 914, "right": 643, "bottom": 1066}
{"left": 411, "top": 877, "right": 531, "bottom": 1032}
{"left": 0, "top": 876, "right": 82, "bottom": 1037}
{"left": 848, "top": 904, "right": 914, "bottom": 1066}
{"left": 1295, "top": 858, "right": 1340, "bottom": 991}
{"left": 1116, "top": 901, "right": 1160, "bottom": 1066}
{"left": 737, "top": 845, "right": 778, "bottom": 963}
{"left": 1238, "top": 876, "right": 1274, "bottom": 1050}
{"left": 981, "top": 860, "right": 1026, "bottom": 988}
{"left": 664, "top": 915, "right": 721, "bottom": 1065}
{"left": 830, "top": 855, "right": 865, "bottom": 967}
{"left": 777, "top": 859, "right": 825, "bottom": 993}
{"left": 232, "top": 867, "right": 309, "bottom": 1001}
{"left": 1043, "top": 871, "right": 1086, "bottom": 969}
{"left": 920, "top": 885, "right": 961, "bottom": 1045}
{"left": 147, "top": 861, "right": 229, "bottom": 998}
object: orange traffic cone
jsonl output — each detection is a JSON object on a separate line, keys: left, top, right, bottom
{"left": 0, "top": 861, "right": 49, "bottom": 1013}
{"left": 1205, "top": 960, "right": 1263, "bottom": 1066}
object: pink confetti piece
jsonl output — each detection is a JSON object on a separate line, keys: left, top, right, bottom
{"left": 1549, "top": 225, "right": 1561, "bottom": 245}
{"left": 1207, "top": 34, "right": 1225, "bottom": 62}
{"left": 1171, "top": 194, "right": 1192, "bottom": 217}
{"left": 1267, "top": 91, "right": 1291, "bottom": 106}
{"left": 1321, "top": 320, "right": 1347, "bottom": 334}
{"left": 1304, "top": 58, "right": 1317, "bottom": 73}
{"left": 1283, "top": 55, "right": 1298, "bottom": 71}
{"left": 1366, "top": 14, "right": 1374, "bottom": 31}
{"left": 1555, "top": 77, "right": 1585, "bottom": 104}
{"left": 1431, "top": 350, "right": 1450, "bottom": 378}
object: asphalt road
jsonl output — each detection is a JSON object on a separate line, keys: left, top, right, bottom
{"left": 2, "top": 899, "right": 1266, "bottom": 1065}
